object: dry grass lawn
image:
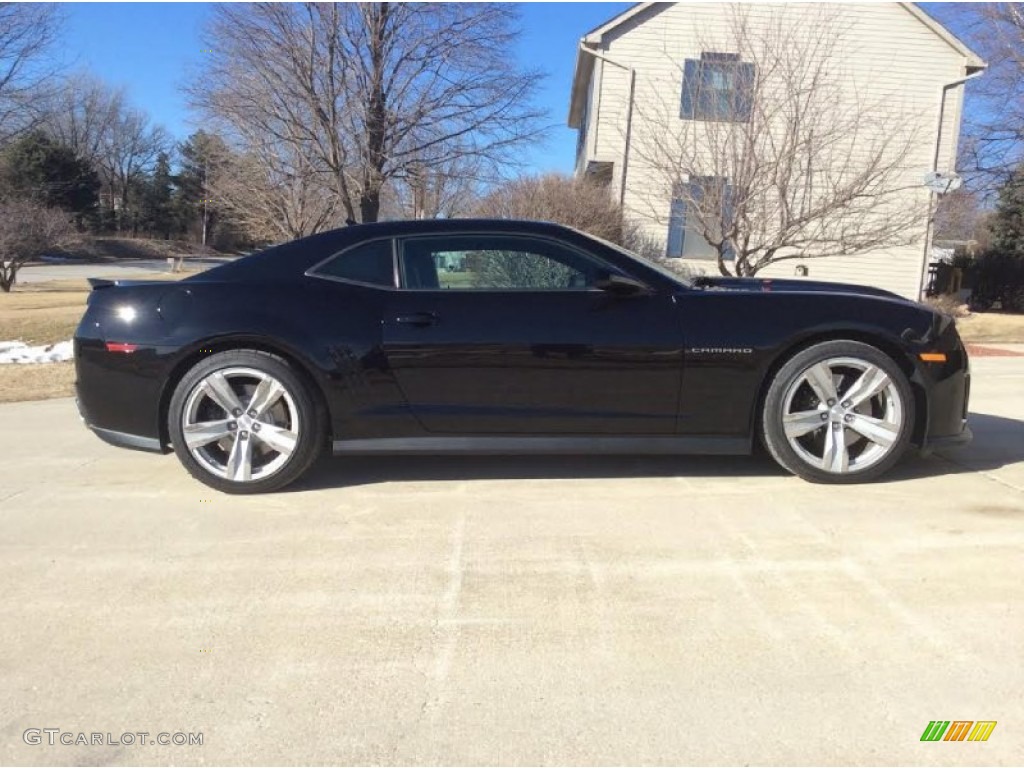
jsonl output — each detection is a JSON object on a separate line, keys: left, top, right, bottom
{"left": 0, "top": 362, "right": 75, "bottom": 403}
{"left": 955, "top": 312, "right": 1024, "bottom": 343}
{"left": 0, "top": 290, "right": 89, "bottom": 346}
{"left": 52, "top": 236, "right": 218, "bottom": 262}
{"left": 0, "top": 289, "right": 87, "bottom": 402}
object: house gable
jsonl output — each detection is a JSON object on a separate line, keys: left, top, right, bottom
{"left": 568, "top": 2, "right": 984, "bottom": 128}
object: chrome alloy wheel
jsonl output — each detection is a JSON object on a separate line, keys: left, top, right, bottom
{"left": 781, "top": 356, "right": 904, "bottom": 475}
{"left": 181, "top": 366, "right": 300, "bottom": 482}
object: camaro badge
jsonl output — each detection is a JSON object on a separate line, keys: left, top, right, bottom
{"left": 689, "top": 347, "right": 754, "bottom": 354}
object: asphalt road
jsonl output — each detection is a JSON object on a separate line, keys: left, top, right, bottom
{"left": 17, "top": 257, "right": 235, "bottom": 284}
{"left": 0, "top": 357, "right": 1022, "bottom": 765}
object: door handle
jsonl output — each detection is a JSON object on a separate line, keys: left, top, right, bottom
{"left": 395, "top": 311, "right": 438, "bottom": 327}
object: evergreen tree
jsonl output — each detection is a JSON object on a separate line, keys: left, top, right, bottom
{"left": 176, "top": 131, "right": 230, "bottom": 245}
{"left": 991, "top": 164, "right": 1024, "bottom": 255}
{"left": 0, "top": 132, "right": 100, "bottom": 224}
{"left": 140, "top": 152, "right": 177, "bottom": 239}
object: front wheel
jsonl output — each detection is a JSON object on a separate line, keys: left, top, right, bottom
{"left": 761, "top": 340, "right": 914, "bottom": 483}
{"left": 168, "top": 350, "right": 324, "bottom": 494}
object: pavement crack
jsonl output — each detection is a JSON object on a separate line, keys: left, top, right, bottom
{"left": 0, "top": 489, "right": 26, "bottom": 504}
{"left": 394, "top": 508, "right": 467, "bottom": 761}
{"left": 427, "top": 509, "right": 466, "bottom": 695}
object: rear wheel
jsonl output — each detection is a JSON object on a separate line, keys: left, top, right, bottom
{"left": 168, "top": 350, "right": 324, "bottom": 494}
{"left": 761, "top": 340, "right": 914, "bottom": 483}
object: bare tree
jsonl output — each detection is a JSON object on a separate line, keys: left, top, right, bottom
{"left": 930, "top": 4, "right": 1022, "bottom": 187}
{"left": 389, "top": 148, "right": 487, "bottom": 220}
{"left": 934, "top": 187, "right": 985, "bottom": 244}
{"left": 188, "top": 2, "right": 546, "bottom": 224}
{"left": 0, "top": 200, "right": 73, "bottom": 291}
{"left": 629, "top": 6, "right": 926, "bottom": 277}
{"left": 473, "top": 173, "right": 628, "bottom": 243}
{"left": 101, "top": 108, "right": 170, "bottom": 230}
{"left": 40, "top": 72, "right": 126, "bottom": 168}
{"left": 0, "top": 3, "right": 62, "bottom": 143}
{"left": 211, "top": 139, "right": 342, "bottom": 243}
{"left": 37, "top": 74, "right": 173, "bottom": 234}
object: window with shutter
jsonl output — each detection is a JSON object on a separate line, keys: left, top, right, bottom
{"left": 666, "top": 196, "right": 686, "bottom": 258}
{"left": 666, "top": 177, "right": 737, "bottom": 261}
{"left": 680, "top": 52, "right": 755, "bottom": 122}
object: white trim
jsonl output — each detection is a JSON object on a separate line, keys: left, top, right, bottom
{"left": 900, "top": 4, "right": 986, "bottom": 70}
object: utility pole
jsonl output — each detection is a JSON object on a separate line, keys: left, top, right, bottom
{"left": 201, "top": 158, "right": 208, "bottom": 247}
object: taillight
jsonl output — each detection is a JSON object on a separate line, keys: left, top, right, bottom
{"left": 105, "top": 342, "right": 138, "bottom": 353}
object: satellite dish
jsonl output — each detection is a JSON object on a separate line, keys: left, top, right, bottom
{"left": 924, "top": 171, "right": 963, "bottom": 194}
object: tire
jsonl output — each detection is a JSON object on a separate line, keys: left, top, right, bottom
{"left": 761, "top": 340, "right": 914, "bottom": 484}
{"left": 168, "top": 349, "right": 324, "bottom": 494}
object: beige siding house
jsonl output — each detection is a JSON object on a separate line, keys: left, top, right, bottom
{"left": 568, "top": 3, "right": 985, "bottom": 299}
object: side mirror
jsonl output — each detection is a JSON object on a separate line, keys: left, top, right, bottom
{"left": 594, "top": 272, "right": 651, "bottom": 296}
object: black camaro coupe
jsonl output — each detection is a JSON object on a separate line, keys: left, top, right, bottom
{"left": 74, "top": 219, "right": 971, "bottom": 493}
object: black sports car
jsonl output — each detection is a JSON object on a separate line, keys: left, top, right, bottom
{"left": 73, "top": 219, "right": 971, "bottom": 493}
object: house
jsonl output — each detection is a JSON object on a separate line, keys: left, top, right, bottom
{"left": 568, "top": 3, "right": 985, "bottom": 299}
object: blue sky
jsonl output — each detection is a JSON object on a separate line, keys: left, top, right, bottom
{"left": 59, "top": 2, "right": 633, "bottom": 174}
{"left": 58, "top": 3, "right": 982, "bottom": 175}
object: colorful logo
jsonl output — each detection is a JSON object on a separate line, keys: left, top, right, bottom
{"left": 921, "top": 721, "right": 997, "bottom": 742}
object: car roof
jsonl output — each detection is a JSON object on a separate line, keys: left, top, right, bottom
{"left": 342, "top": 218, "right": 577, "bottom": 236}
{"left": 193, "top": 219, "right": 588, "bottom": 282}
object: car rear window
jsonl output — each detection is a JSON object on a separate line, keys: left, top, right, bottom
{"left": 312, "top": 240, "right": 395, "bottom": 287}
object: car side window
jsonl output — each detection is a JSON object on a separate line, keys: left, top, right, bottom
{"left": 398, "top": 235, "right": 608, "bottom": 291}
{"left": 310, "top": 240, "right": 395, "bottom": 287}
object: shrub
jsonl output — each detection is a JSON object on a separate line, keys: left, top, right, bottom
{"left": 472, "top": 174, "right": 626, "bottom": 243}
{"left": 967, "top": 251, "right": 1024, "bottom": 313}
{"left": 0, "top": 201, "right": 75, "bottom": 292}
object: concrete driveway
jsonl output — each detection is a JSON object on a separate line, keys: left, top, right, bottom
{"left": 0, "top": 357, "right": 1022, "bottom": 765}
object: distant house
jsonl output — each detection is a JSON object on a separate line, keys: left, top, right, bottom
{"left": 568, "top": 3, "right": 985, "bottom": 299}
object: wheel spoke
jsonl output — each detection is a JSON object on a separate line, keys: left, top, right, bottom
{"left": 822, "top": 424, "right": 849, "bottom": 472}
{"left": 246, "top": 377, "right": 285, "bottom": 418}
{"left": 782, "top": 354, "right": 904, "bottom": 476}
{"left": 225, "top": 433, "right": 253, "bottom": 482}
{"left": 842, "top": 365, "right": 890, "bottom": 408}
{"left": 253, "top": 423, "right": 297, "bottom": 456}
{"left": 803, "top": 362, "right": 839, "bottom": 404}
{"left": 847, "top": 414, "right": 899, "bottom": 448}
{"left": 203, "top": 371, "right": 244, "bottom": 414}
{"left": 184, "top": 367, "right": 300, "bottom": 483}
{"left": 183, "top": 419, "right": 233, "bottom": 449}
{"left": 784, "top": 409, "right": 826, "bottom": 438}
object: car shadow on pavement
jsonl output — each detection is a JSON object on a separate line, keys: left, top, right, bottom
{"left": 292, "top": 411, "right": 1024, "bottom": 491}
{"left": 296, "top": 452, "right": 787, "bottom": 490}
{"left": 853, "top": 411, "right": 1024, "bottom": 485}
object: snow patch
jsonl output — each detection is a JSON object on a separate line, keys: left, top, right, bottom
{"left": 0, "top": 340, "right": 74, "bottom": 364}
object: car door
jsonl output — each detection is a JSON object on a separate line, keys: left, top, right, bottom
{"left": 381, "top": 232, "right": 684, "bottom": 435}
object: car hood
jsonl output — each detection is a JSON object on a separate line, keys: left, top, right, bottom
{"left": 692, "top": 275, "right": 907, "bottom": 302}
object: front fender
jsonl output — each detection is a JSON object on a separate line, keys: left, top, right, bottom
{"left": 677, "top": 291, "right": 936, "bottom": 437}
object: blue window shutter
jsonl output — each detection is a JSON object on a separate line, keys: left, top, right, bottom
{"left": 736, "top": 62, "right": 755, "bottom": 121}
{"left": 723, "top": 183, "right": 736, "bottom": 261}
{"left": 667, "top": 197, "right": 686, "bottom": 258}
{"left": 680, "top": 59, "right": 698, "bottom": 119}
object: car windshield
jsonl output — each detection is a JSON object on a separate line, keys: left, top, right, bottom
{"left": 578, "top": 230, "right": 693, "bottom": 288}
